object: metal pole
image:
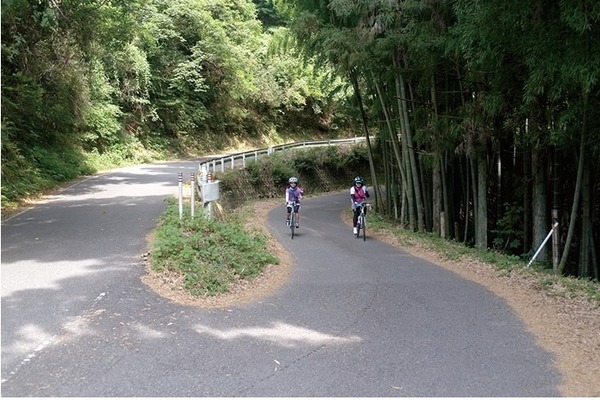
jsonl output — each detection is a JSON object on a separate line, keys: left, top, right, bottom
{"left": 528, "top": 222, "right": 559, "bottom": 267}
{"left": 190, "top": 173, "right": 195, "bottom": 219}
{"left": 178, "top": 173, "right": 183, "bottom": 218}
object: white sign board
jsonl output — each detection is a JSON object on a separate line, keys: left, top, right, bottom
{"left": 200, "top": 181, "right": 220, "bottom": 203}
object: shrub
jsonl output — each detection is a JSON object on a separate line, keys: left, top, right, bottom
{"left": 150, "top": 199, "right": 277, "bottom": 296}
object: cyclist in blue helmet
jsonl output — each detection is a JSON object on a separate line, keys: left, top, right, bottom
{"left": 350, "top": 176, "right": 370, "bottom": 235}
{"left": 285, "top": 176, "right": 304, "bottom": 228}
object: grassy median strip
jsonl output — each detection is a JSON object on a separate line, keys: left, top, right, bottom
{"left": 149, "top": 198, "right": 277, "bottom": 297}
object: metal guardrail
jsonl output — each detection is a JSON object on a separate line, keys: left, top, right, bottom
{"left": 199, "top": 136, "right": 366, "bottom": 174}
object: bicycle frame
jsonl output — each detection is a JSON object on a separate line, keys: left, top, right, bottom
{"left": 356, "top": 203, "right": 368, "bottom": 241}
{"left": 287, "top": 201, "right": 299, "bottom": 239}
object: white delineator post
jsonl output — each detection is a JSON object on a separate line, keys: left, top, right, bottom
{"left": 190, "top": 173, "right": 195, "bottom": 218}
{"left": 178, "top": 172, "right": 183, "bottom": 218}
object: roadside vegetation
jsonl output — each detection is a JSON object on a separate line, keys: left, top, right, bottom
{"left": 150, "top": 197, "right": 277, "bottom": 296}
{"left": 148, "top": 145, "right": 600, "bottom": 306}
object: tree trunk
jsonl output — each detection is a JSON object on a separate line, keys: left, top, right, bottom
{"left": 496, "top": 143, "right": 502, "bottom": 248}
{"left": 523, "top": 143, "right": 531, "bottom": 256}
{"left": 393, "top": 60, "right": 416, "bottom": 231}
{"left": 532, "top": 147, "right": 548, "bottom": 263}
{"left": 476, "top": 151, "right": 488, "bottom": 250}
{"left": 349, "top": 70, "right": 379, "bottom": 210}
{"left": 579, "top": 165, "right": 590, "bottom": 277}
{"left": 374, "top": 78, "right": 405, "bottom": 217}
{"left": 382, "top": 140, "right": 391, "bottom": 217}
{"left": 558, "top": 92, "right": 590, "bottom": 275}
{"left": 469, "top": 156, "right": 477, "bottom": 244}
{"left": 552, "top": 147, "right": 560, "bottom": 272}
{"left": 442, "top": 151, "right": 451, "bottom": 239}
{"left": 397, "top": 69, "right": 425, "bottom": 232}
{"left": 420, "top": 157, "right": 432, "bottom": 231}
{"left": 430, "top": 73, "right": 442, "bottom": 236}
{"left": 558, "top": 135, "right": 585, "bottom": 274}
{"left": 432, "top": 155, "right": 442, "bottom": 236}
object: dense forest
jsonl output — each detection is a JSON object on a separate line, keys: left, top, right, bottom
{"left": 1, "top": 0, "right": 352, "bottom": 203}
{"left": 2, "top": 0, "right": 599, "bottom": 279}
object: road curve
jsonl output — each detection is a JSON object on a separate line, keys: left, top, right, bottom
{"left": 1, "top": 161, "right": 560, "bottom": 396}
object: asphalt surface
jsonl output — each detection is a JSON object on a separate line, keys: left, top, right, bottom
{"left": 1, "top": 160, "right": 560, "bottom": 396}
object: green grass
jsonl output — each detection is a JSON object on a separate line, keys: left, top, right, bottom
{"left": 366, "top": 210, "right": 600, "bottom": 306}
{"left": 149, "top": 198, "right": 277, "bottom": 297}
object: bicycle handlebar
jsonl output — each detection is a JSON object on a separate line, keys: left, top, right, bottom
{"left": 354, "top": 202, "right": 372, "bottom": 213}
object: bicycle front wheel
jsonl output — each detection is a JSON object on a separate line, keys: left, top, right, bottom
{"left": 290, "top": 214, "right": 295, "bottom": 239}
{"left": 362, "top": 215, "right": 366, "bottom": 241}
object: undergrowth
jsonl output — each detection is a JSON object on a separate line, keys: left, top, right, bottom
{"left": 150, "top": 198, "right": 277, "bottom": 296}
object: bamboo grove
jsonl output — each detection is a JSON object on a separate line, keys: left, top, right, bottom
{"left": 275, "top": 0, "right": 600, "bottom": 278}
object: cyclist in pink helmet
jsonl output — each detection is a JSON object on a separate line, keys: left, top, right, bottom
{"left": 350, "top": 176, "right": 370, "bottom": 234}
{"left": 285, "top": 176, "right": 304, "bottom": 228}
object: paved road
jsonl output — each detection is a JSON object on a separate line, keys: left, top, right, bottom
{"left": 1, "top": 160, "right": 560, "bottom": 396}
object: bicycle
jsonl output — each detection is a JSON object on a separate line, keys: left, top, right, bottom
{"left": 355, "top": 202, "right": 370, "bottom": 241}
{"left": 287, "top": 201, "right": 299, "bottom": 239}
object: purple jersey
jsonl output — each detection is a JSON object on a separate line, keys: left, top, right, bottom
{"left": 285, "top": 186, "right": 304, "bottom": 203}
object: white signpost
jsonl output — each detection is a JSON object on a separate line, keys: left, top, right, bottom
{"left": 197, "top": 165, "right": 220, "bottom": 219}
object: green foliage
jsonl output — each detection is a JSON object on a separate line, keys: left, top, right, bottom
{"left": 1, "top": 0, "right": 357, "bottom": 211}
{"left": 80, "top": 102, "right": 123, "bottom": 151}
{"left": 3, "top": 0, "right": 598, "bottom": 281}
{"left": 277, "top": 0, "right": 600, "bottom": 279}
{"left": 1, "top": 135, "right": 93, "bottom": 205}
{"left": 150, "top": 198, "right": 277, "bottom": 296}
{"left": 254, "top": 0, "right": 285, "bottom": 27}
{"left": 493, "top": 203, "right": 525, "bottom": 254}
{"left": 83, "top": 137, "right": 160, "bottom": 171}
{"left": 217, "top": 144, "right": 372, "bottom": 209}
{"left": 242, "top": 156, "right": 295, "bottom": 193}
